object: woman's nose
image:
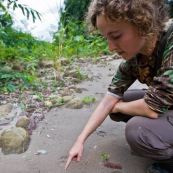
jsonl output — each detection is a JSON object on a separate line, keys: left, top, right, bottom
{"left": 108, "top": 40, "right": 117, "bottom": 52}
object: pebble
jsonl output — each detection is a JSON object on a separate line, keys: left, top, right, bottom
{"left": 35, "top": 150, "right": 48, "bottom": 155}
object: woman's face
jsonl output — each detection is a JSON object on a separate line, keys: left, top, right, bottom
{"left": 96, "top": 14, "right": 146, "bottom": 60}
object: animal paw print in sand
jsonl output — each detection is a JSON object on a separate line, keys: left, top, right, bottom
{"left": 59, "top": 156, "right": 67, "bottom": 167}
{"left": 96, "top": 130, "right": 106, "bottom": 137}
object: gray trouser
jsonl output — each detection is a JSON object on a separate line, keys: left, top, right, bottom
{"left": 109, "top": 89, "right": 173, "bottom": 161}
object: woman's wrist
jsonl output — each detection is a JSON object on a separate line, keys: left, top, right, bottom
{"left": 76, "top": 135, "right": 86, "bottom": 144}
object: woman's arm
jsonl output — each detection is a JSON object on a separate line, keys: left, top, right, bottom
{"left": 77, "top": 94, "right": 119, "bottom": 143}
{"left": 112, "top": 98, "right": 158, "bottom": 118}
{"left": 65, "top": 94, "right": 119, "bottom": 169}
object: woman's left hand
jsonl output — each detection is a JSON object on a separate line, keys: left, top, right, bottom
{"left": 111, "top": 99, "right": 159, "bottom": 119}
{"left": 111, "top": 100, "right": 122, "bottom": 113}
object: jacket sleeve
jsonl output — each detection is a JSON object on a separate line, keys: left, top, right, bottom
{"left": 144, "top": 32, "right": 173, "bottom": 113}
{"left": 108, "top": 60, "right": 136, "bottom": 98}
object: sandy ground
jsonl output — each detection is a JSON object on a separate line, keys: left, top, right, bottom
{"left": 0, "top": 59, "right": 153, "bottom": 173}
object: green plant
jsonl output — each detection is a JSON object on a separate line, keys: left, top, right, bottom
{"left": 53, "top": 19, "right": 110, "bottom": 59}
{"left": 0, "top": 68, "right": 37, "bottom": 92}
{"left": 33, "top": 91, "right": 43, "bottom": 101}
{"left": 76, "top": 67, "right": 87, "bottom": 80}
{"left": 100, "top": 152, "right": 110, "bottom": 161}
{"left": 0, "top": 0, "right": 112, "bottom": 94}
{"left": 82, "top": 96, "right": 96, "bottom": 104}
{"left": 19, "top": 102, "right": 26, "bottom": 111}
{"left": 57, "top": 99, "right": 64, "bottom": 107}
{"left": 1, "top": 0, "right": 42, "bottom": 23}
{"left": 51, "top": 81, "right": 58, "bottom": 87}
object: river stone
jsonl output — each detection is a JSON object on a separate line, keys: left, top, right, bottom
{"left": 59, "top": 88, "right": 73, "bottom": 97}
{"left": 62, "top": 96, "right": 74, "bottom": 103}
{"left": 0, "top": 127, "right": 30, "bottom": 155}
{"left": 49, "top": 95, "right": 60, "bottom": 99}
{"left": 0, "top": 104, "right": 13, "bottom": 118}
{"left": 63, "top": 69, "right": 78, "bottom": 78}
{"left": 75, "top": 88, "right": 82, "bottom": 93}
{"left": 60, "top": 57, "right": 69, "bottom": 66}
{"left": 44, "top": 101, "right": 53, "bottom": 107}
{"left": 51, "top": 98, "right": 63, "bottom": 106}
{"left": 16, "top": 117, "right": 30, "bottom": 129}
{"left": 49, "top": 95, "right": 62, "bottom": 101}
{"left": 106, "top": 57, "right": 114, "bottom": 61}
{"left": 65, "top": 97, "right": 83, "bottom": 109}
{"left": 43, "top": 61, "right": 54, "bottom": 68}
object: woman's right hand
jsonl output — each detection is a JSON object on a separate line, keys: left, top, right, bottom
{"left": 65, "top": 141, "right": 84, "bottom": 170}
{"left": 65, "top": 95, "right": 119, "bottom": 170}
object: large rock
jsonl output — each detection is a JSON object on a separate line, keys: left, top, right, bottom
{"left": 65, "top": 97, "right": 83, "bottom": 109}
{"left": 62, "top": 96, "right": 74, "bottom": 103}
{"left": 0, "top": 104, "right": 12, "bottom": 118}
{"left": 0, "top": 127, "right": 30, "bottom": 155}
{"left": 16, "top": 117, "right": 30, "bottom": 129}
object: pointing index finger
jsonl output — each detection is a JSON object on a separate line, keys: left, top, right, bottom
{"left": 65, "top": 155, "right": 73, "bottom": 170}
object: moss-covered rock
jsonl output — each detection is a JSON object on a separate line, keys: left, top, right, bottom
{"left": 65, "top": 97, "right": 83, "bottom": 109}
{"left": 16, "top": 116, "right": 30, "bottom": 129}
{"left": 0, "top": 127, "right": 30, "bottom": 155}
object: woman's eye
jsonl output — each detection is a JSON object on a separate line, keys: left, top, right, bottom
{"left": 111, "top": 35, "right": 122, "bottom": 40}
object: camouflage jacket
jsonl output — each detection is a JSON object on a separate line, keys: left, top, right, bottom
{"left": 108, "top": 30, "right": 173, "bottom": 113}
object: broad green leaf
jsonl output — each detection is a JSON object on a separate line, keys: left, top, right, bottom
{"left": 0, "top": 3, "right": 6, "bottom": 11}
{"left": 1, "top": 74, "right": 12, "bottom": 78}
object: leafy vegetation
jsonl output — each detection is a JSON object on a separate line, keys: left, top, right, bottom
{"left": 82, "top": 96, "right": 96, "bottom": 104}
{"left": 0, "top": 0, "right": 109, "bottom": 93}
{"left": 61, "top": 0, "right": 89, "bottom": 23}
{"left": 55, "top": 0, "right": 109, "bottom": 58}
{"left": 0, "top": 0, "right": 42, "bottom": 23}
{"left": 0, "top": 24, "right": 55, "bottom": 92}
{"left": 100, "top": 152, "right": 110, "bottom": 161}
{"left": 54, "top": 12, "right": 109, "bottom": 58}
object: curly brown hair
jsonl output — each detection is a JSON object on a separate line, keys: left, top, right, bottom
{"left": 86, "top": 0, "right": 169, "bottom": 37}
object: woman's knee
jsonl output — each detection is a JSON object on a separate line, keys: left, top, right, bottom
{"left": 125, "top": 116, "right": 173, "bottom": 160}
{"left": 125, "top": 117, "right": 141, "bottom": 149}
